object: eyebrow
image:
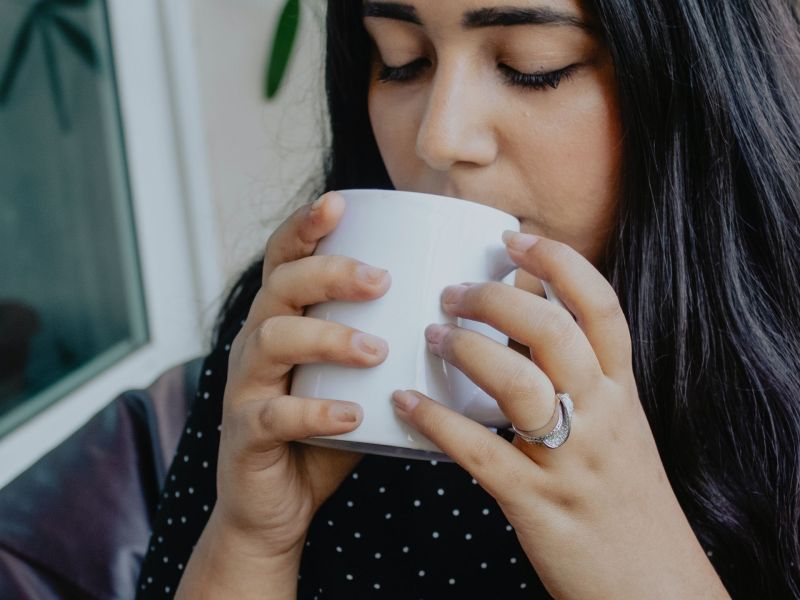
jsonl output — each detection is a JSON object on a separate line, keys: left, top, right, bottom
{"left": 362, "top": 2, "right": 591, "bottom": 31}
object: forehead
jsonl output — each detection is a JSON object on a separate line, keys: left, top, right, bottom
{"left": 361, "top": 0, "right": 593, "bottom": 35}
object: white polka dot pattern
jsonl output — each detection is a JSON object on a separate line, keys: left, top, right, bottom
{"left": 135, "top": 321, "right": 549, "bottom": 599}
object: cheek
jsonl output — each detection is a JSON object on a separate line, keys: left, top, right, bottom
{"left": 536, "top": 95, "right": 622, "bottom": 199}
{"left": 504, "top": 71, "right": 623, "bottom": 252}
{"left": 368, "top": 85, "right": 424, "bottom": 186}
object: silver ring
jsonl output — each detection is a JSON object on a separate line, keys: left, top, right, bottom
{"left": 511, "top": 393, "right": 574, "bottom": 449}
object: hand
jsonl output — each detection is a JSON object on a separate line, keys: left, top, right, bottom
{"left": 390, "top": 232, "right": 729, "bottom": 599}
{"left": 213, "top": 191, "right": 391, "bottom": 561}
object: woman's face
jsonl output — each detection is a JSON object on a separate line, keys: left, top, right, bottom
{"left": 363, "top": 0, "right": 623, "bottom": 278}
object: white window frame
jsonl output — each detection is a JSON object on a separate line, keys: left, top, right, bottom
{"left": 0, "top": 0, "right": 222, "bottom": 488}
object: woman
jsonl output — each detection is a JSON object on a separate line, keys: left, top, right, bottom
{"left": 136, "top": 0, "right": 800, "bottom": 597}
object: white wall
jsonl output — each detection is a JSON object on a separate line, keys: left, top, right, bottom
{"left": 187, "top": 0, "right": 328, "bottom": 286}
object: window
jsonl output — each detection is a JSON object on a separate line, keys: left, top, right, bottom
{"left": 0, "top": 0, "right": 148, "bottom": 438}
{"left": 0, "top": 0, "right": 221, "bottom": 487}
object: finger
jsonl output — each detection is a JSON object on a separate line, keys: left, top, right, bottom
{"left": 440, "top": 282, "right": 604, "bottom": 398}
{"left": 503, "top": 232, "right": 632, "bottom": 379}
{"left": 238, "top": 315, "right": 389, "bottom": 387}
{"left": 258, "top": 255, "right": 391, "bottom": 317}
{"left": 239, "top": 252, "right": 391, "bottom": 348}
{"left": 390, "top": 389, "right": 544, "bottom": 504}
{"left": 425, "top": 322, "right": 558, "bottom": 432}
{"left": 228, "top": 394, "right": 364, "bottom": 455}
{"left": 262, "top": 191, "right": 345, "bottom": 280}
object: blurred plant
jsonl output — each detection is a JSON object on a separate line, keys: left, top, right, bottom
{"left": 0, "top": 0, "right": 98, "bottom": 131}
{"left": 264, "top": 0, "right": 300, "bottom": 100}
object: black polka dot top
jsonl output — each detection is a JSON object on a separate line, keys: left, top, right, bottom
{"left": 135, "top": 320, "right": 552, "bottom": 599}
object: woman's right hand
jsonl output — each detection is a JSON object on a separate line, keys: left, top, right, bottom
{"left": 209, "top": 191, "right": 391, "bottom": 561}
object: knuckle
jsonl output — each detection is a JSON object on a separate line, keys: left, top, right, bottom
{"left": 348, "top": 260, "right": 386, "bottom": 295}
{"left": 321, "top": 285, "right": 339, "bottom": 303}
{"left": 255, "top": 399, "right": 278, "bottom": 436}
{"left": 471, "top": 282, "right": 499, "bottom": 307}
{"left": 318, "top": 254, "right": 341, "bottom": 274}
{"left": 550, "top": 489, "right": 581, "bottom": 514}
{"left": 543, "top": 310, "right": 577, "bottom": 345}
{"left": 312, "top": 257, "right": 349, "bottom": 300}
{"left": 499, "top": 360, "right": 540, "bottom": 403}
{"left": 316, "top": 324, "right": 350, "bottom": 362}
{"left": 253, "top": 316, "right": 286, "bottom": 351}
{"left": 535, "top": 243, "right": 568, "bottom": 279}
{"left": 581, "top": 451, "right": 605, "bottom": 476}
{"left": 263, "top": 233, "right": 277, "bottom": 261}
{"left": 536, "top": 475, "right": 581, "bottom": 514}
{"left": 262, "top": 262, "right": 288, "bottom": 300}
{"left": 263, "top": 263, "right": 299, "bottom": 309}
{"left": 254, "top": 395, "right": 299, "bottom": 441}
{"left": 229, "top": 328, "right": 247, "bottom": 358}
{"left": 595, "top": 290, "right": 625, "bottom": 323}
{"left": 269, "top": 259, "right": 290, "bottom": 282}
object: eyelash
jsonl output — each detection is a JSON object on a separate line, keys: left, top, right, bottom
{"left": 377, "top": 58, "right": 578, "bottom": 91}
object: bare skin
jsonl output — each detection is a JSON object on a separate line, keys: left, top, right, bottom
{"left": 177, "top": 193, "right": 377, "bottom": 599}
{"left": 177, "top": 1, "right": 730, "bottom": 598}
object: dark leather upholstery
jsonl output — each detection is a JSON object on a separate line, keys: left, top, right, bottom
{"left": 0, "top": 357, "right": 202, "bottom": 600}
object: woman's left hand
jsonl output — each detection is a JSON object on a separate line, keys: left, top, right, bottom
{"left": 391, "top": 231, "right": 729, "bottom": 600}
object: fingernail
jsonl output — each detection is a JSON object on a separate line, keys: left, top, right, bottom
{"left": 392, "top": 390, "right": 419, "bottom": 412}
{"left": 357, "top": 264, "right": 388, "bottom": 283}
{"left": 331, "top": 403, "right": 359, "bottom": 422}
{"left": 502, "top": 230, "right": 539, "bottom": 253}
{"left": 442, "top": 284, "right": 468, "bottom": 305}
{"left": 424, "top": 323, "right": 447, "bottom": 347}
{"left": 353, "top": 332, "right": 387, "bottom": 356}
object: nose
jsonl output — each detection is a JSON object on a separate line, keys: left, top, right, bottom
{"left": 415, "top": 59, "right": 498, "bottom": 171}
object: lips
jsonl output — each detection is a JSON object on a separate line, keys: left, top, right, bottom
{"left": 424, "top": 181, "right": 524, "bottom": 221}
{"left": 441, "top": 184, "right": 485, "bottom": 204}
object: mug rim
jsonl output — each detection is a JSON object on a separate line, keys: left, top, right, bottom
{"left": 336, "top": 188, "right": 521, "bottom": 225}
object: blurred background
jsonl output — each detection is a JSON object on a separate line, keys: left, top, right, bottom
{"left": 0, "top": 0, "right": 327, "bottom": 488}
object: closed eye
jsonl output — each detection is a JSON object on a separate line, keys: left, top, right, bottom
{"left": 377, "top": 58, "right": 579, "bottom": 91}
{"left": 377, "top": 57, "right": 430, "bottom": 83}
{"left": 497, "top": 63, "right": 578, "bottom": 90}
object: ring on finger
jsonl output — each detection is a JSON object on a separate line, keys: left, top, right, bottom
{"left": 511, "top": 393, "right": 574, "bottom": 449}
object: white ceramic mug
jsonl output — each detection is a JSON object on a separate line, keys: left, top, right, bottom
{"left": 291, "top": 189, "right": 522, "bottom": 461}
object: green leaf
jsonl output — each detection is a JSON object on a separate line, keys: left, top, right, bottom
{"left": 264, "top": 0, "right": 300, "bottom": 99}
{"left": 0, "top": 8, "right": 39, "bottom": 105}
{"left": 51, "top": 14, "right": 98, "bottom": 69}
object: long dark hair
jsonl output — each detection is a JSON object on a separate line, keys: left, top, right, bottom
{"left": 212, "top": 1, "right": 800, "bottom": 596}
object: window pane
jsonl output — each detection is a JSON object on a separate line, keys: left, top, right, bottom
{"left": 0, "top": 0, "right": 148, "bottom": 437}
